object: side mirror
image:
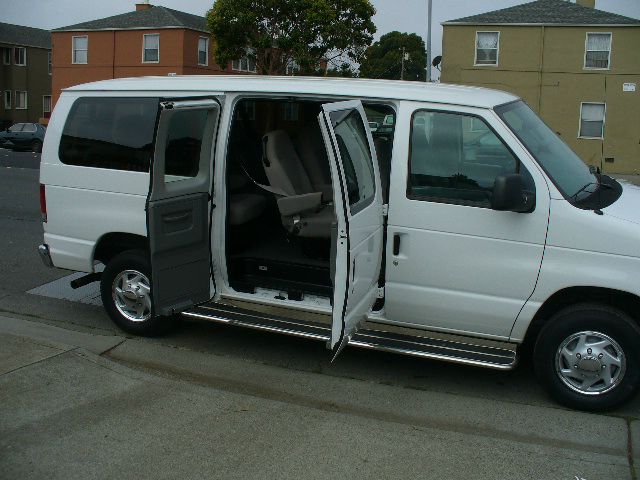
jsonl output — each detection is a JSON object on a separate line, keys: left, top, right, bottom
{"left": 491, "top": 174, "right": 534, "bottom": 213}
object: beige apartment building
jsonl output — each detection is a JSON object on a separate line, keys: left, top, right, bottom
{"left": 0, "top": 22, "right": 52, "bottom": 126}
{"left": 441, "top": 0, "right": 640, "bottom": 174}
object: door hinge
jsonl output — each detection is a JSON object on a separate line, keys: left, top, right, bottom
{"left": 382, "top": 204, "right": 388, "bottom": 217}
{"left": 376, "top": 286, "right": 385, "bottom": 299}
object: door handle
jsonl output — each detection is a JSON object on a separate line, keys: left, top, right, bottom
{"left": 164, "top": 212, "right": 190, "bottom": 223}
{"left": 392, "top": 234, "right": 401, "bottom": 256}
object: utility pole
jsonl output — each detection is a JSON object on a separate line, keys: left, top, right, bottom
{"left": 401, "top": 46, "right": 406, "bottom": 80}
{"left": 426, "top": 0, "right": 432, "bottom": 82}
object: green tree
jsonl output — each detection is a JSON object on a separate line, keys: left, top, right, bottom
{"left": 207, "top": 0, "right": 376, "bottom": 75}
{"left": 359, "top": 31, "right": 426, "bottom": 81}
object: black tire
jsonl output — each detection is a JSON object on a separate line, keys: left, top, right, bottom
{"left": 533, "top": 303, "right": 640, "bottom": 411}
{"left": 31, "top": 140, "right": 42, "bottom": 153}
{"left": 100, "top": 249, "right": 172, "bottom": 336}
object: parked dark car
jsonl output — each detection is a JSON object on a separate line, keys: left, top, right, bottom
{"left": 0, "top": 123, "right": 46, "bottom": 152}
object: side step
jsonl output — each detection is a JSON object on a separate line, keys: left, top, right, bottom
{"left": 183, "top": 303, "right": 518, "bottom": 370}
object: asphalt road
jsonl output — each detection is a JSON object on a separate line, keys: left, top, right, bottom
{"left": 1, "top": 152, "right": 639, "bottom": 479}
{"left": 0, "top": 147, "right": 41, "bottom": 169}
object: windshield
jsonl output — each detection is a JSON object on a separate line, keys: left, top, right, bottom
{"left": 9, "top": 123, "right": 25, "bottom": 132}
{"left": 495, "top": 101, "right": 596, "bottom": 200}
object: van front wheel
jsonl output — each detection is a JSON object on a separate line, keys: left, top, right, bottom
{"left": 533, "top": 304, "right": 640, "bottom": 411}
{"left": 100, "top": 250, "right": 171, "bottom": 336}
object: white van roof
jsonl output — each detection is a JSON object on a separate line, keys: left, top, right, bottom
{"left": 65, "top": 75, "right": 519, "bottom": 109}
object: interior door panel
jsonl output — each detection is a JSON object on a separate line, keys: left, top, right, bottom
{"left": 147, "top": 99, "right": 220, "bottom": 317}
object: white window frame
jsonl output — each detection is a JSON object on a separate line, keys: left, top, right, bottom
{"left": 474, "top": 31, "right": 500, "bottom": 67}
{"left": 142, "top": 33, "right": 160, "bottom": 63}
{"left": 3, "top": 91, "right": 11, "bottom": 109}
{"left": 2, "top": 48, "right": 10, "bottom": 65}
{"left": 43, "top": 95, "right": 52, "bottom": 115}
{"left": 232, "top": 49, "right": 257, "bottom": 73}
{"left": 72, "top": 36, "right": 88, "bottom": 64}
{"left": 584, "top": 32, "right": 612, "bottom": 70}
{"left": 47, "top": 51, "right": 52, "bottom": 75}
{"left": 13, "top": 47, "right": 26, "bottom": 66}
{"left": 578, "top": 102, "right": 606, "bottom": 140}
{"left": 198, "top": 36, "right": 209, "bottom": 66}
{"left": 15, "top": 91, "right": 27, "bottom": 110}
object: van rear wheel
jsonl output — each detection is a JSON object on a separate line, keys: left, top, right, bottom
{"left": 533, "top": 303, "right": 640, "bottom": 411}
{"left": 100, "top": 249, "right": 172, "bottom": 336}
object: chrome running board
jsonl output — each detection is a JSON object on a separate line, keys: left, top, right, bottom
{"left": 182, "top": 303, "right": 518, "bottom": 370}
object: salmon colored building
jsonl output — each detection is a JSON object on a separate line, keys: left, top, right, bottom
{"left": 51, "top": 2, "right": 246, "bottom": 106}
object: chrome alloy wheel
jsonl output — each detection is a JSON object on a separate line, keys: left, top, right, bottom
{"left": 555, "top": 330, "right": 626, "bottom": 395}
{"left": 112, "top": 270, "right": 152, "bottom": 322}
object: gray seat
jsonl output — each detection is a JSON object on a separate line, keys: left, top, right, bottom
{"left": 227, "top": 174, "right": 266, "bottom": 226}
{"left": 228, "top": 193, "right": 266, "bottom": 226}
{"left": 293, "top": 126, "right": 332, "bottom": 200}
{"left": 374, "top": 137, "right": 392, "bottom": 204}
{"left": 263, "top": 130, "right": 334, "bottom": 238}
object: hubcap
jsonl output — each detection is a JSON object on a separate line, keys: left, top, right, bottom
{"left": 555, "top": 331, "right": 626, "bottom": 395}
{"left": 112, "top": 270, "right": 151, "bottom": 322}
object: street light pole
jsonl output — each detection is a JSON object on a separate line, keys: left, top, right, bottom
{"left": 426, "top": 0, "right": 432, "bottom": 82}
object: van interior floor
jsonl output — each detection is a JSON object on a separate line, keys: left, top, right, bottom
{"left": 227, "top": 219, "right": 332, "bottom": 299}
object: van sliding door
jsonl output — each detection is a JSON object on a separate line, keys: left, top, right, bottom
{"left": 319, "top": 100, "right": 384, "bottom": 358}
{"left": 147, "top": 99, "right": 220, "bottom": 316}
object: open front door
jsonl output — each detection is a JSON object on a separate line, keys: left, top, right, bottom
{"left": 147, "top": 99, "right": 220, "bottom": 316}
{"left": 319, "top": 100, "right": 384, "bottom": 358}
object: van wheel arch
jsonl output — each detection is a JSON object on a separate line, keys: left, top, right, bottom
{"left": 522, "top": 286, "right": 640, "bottom": 354}
{"left": 94, "top": 232, "right": 149, "bottom": 266}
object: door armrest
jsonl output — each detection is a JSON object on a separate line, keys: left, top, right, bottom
{"left": 314, "top": 183, "right": 333, "bottom": 203}
{"left": 277, "top": 192, "right": 322, "bottom": 216}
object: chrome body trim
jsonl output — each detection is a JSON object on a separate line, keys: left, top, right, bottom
{"left": 182, "top": 303, "right": 518, "bottom": 370}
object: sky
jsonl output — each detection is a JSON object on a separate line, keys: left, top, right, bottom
{"left": 3, "top": 0, "right": 640, "bottom": 79}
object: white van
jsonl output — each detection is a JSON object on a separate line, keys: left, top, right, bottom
{"left": 39, "top": 76, "right": 640, "bottom": 411}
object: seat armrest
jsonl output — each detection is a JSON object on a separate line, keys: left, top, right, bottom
{"left": 277, "top": 192, "right": 322, "bottom": 216}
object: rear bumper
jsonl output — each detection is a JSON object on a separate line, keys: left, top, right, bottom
{"left": 38, "top": 244, "right": 53, "bottom": 268}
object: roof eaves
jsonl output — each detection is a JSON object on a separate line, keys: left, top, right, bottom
{"left": 52, "top": 26, "right": 208, "bottom": 33}
{"left": 0, "top": 41, "right": 51, "bottom": 49}
{"left": 442, "top": 22, "right": 640, "bottom": 27}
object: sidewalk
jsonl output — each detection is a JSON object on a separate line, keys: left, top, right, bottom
{"left": 0, "top": 315, "right": 634, "bottom": 479}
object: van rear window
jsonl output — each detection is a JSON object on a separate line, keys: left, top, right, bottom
{"left": 59, "top": 97, "right": 159, "bottom": 171}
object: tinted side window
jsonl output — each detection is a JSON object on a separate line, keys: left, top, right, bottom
{"left": 408, "top": 110, "right": 528, "bottom": 208}
{"left": 59, "top": 97, "right": 158, "bottom": 171}
{"left": 330, "top": 109, "right": 375, "bottom": 215}
{"left": 164, "top": 109, "right": 208, "bottom": 181}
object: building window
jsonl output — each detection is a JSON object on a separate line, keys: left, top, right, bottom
{"left": 143, "top": 34, "right": 160, "bottom": 63}
{"left": 579, "top": 102, "right": 606, "bottom": 139}
{"left": 232, "top": 50, "right": 256, "bottom": 73}
{"left": 15, "top": 91, "right": 27, "bottom": 110}
{"left": 14, "top": 47, "right": 26, "bottom": 66}
{"left": 285, "top": 59, "right": 300, "bottom": 76}
{"left": 48, "top": 51, "right": 52, "bottom": 74}
{"left": 43, "top": 95, "right": 52, "bottom": 116}
{"left": 72, "top": 36, "right": 88, "bottom": 64}
{"left": 3, "top": 91, "right": 11, "bottom": 109}
{"left": 475, "top": 31, "right": 499, "bottom": 66}
{"left": 584, "top": 32, "right": 611, "bottom": 69}
{"left": 198, "top": 37, "right": 209, "bottom": 66}
{"left": 2, "top": 48, "right": 10, "bottom": 65}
